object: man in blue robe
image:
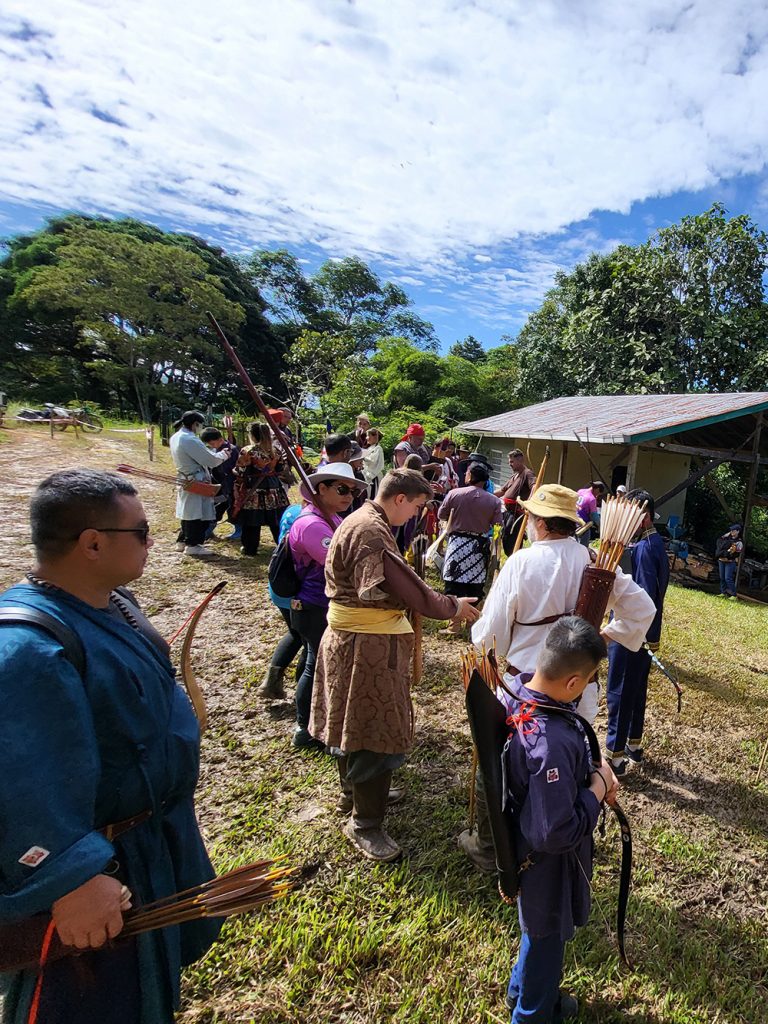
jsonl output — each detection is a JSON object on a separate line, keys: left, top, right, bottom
{"left": 605, "top": 488, "right": 670, "bottom": 774}
{"left": 0, "top": 469, "right": 220, "bottom": 1024}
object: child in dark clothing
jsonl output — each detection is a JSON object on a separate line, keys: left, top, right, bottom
{"left": 502, "top": 616, "right": 618, "bottom": 1023}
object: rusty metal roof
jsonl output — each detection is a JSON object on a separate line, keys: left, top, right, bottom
{"left": 459, "top": 393, "right": 768, "bottom": 447}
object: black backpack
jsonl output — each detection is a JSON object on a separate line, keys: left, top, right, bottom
{"left": 268, "top": 534, "right": 301, "bottom": 598}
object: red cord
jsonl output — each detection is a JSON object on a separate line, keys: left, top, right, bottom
{"left": 507, "top": 701, "right": 541, "bottom": 736}
{"left": 27, "top": 920, "right": 56, "bottom": 1024}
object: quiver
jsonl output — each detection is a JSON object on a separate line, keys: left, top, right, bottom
{"left": 574, "top": 564, "right": 616, "bottom": 630}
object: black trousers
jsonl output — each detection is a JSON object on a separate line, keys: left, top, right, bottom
{"left": 240, "top": 510, "right": 280, "bottom": 556}
{"left": 177, "top": 519, "right": 209, "bottom": 547}
{"left": 501, "top": 509, "right": 524, "bottom": 557}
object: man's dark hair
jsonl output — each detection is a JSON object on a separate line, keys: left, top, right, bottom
{"left": 591, "top": 481, "right": 606, "bottom": 493}
{"left": 325, "top": 433, "right": 353, "bottom": 457}
{"left": 468, "top": 464, "right": 490, "bottom": 484}
{"left": 539, "top": 515, "right": 577, "bottom": 537}
{"left": 181, "top": 410, "right": 205, "bottom": 429}
{"left": 378, "top": 469, "right": 433, "bottom": 501}
{"left": 510, "top": 448, "right": 524, "bottom": 459}
{"left": 31, "top": 469, "right": 138, "bottom": 560}
{"left": 538, "top": 615, "right": 607, "bottom": 679}
{"left": 200, "top": 427, "right": 222, "bottom": 443}
{"left": 626, "top": 488, "right": 654, "bottom": 519}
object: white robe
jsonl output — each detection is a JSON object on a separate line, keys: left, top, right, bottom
{"left": 471, "top": 537, "right": 656, "bottom": 723}
{"left": 169, "top": 428, "right": 230, "bottom": 521}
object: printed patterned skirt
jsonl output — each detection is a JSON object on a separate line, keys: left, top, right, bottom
{"left": 442, "top": 531, "right": 490, "bottom": 586}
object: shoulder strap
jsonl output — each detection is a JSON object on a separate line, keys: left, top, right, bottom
{"left": 0, "top": 606, "right": 85, "bottom": 676}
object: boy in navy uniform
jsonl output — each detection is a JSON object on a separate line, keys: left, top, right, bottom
{"left": 502, "top": 616, "right": 618, "bottom": 1023}
{"left": 605, "top": 489, "right": 670, "bottom": 773}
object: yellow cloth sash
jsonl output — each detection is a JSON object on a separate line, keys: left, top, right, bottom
{"left": 327, "top": 601, "right": 413, "bottom": 635}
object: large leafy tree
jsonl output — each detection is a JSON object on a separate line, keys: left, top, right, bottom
{"left": 247, "top": 250, "right": 436, "bottom": 352}
{"left": 515, "top": 205, "right": 768, "bottom": 401}
{"left": 13, "top": 226, "right": 243, "bottom": 421}
{"left": 2, "top": 215, "right": 284, "bottom": 416}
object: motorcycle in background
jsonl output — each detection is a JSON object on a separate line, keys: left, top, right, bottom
{"left": 16, "top": 402, "right": 104, "bottom": 433}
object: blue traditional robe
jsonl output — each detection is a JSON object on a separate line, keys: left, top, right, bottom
{"left": 0, "top": 583, "right": 219, "bottom": 1024}
{"left": 501, "top": 675, "right": 600, "bottom": 941}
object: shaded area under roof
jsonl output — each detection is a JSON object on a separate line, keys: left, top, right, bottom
{"left": 459, "top": 393, "right": 768, "bottom": 456}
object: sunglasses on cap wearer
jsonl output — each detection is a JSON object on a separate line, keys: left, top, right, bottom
{"left": 319, "top": 481, "right": 359, "bottom": 497}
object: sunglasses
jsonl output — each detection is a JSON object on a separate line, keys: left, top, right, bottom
{"left": 332, "top": 484, "right": 356, "bottom": 496}
{"left": 82, "top": 526, "right": 152, "bottom": 545}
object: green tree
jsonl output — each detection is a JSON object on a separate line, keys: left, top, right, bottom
{"left": 15, "top": 228, "right": 243, "bottom": 421}
{"left": 449, "top": 335, "right": 486, "bottom": 363}
{"left": 515, "top": 205, "right": 768, "bottom": 401}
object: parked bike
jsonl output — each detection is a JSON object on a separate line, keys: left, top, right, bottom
{"left": 16, "top": 402, "right": 104, "bottom": 433}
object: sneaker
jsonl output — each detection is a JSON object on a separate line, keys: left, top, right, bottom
{"left": 175, "top": 541, "right": 186, "bottom": 551}
{"left": 225, "top": 527, "right": 242, "bottom": 541}
{"left": 183, "top": 544, "right": 214, "bottom": 558}
{"left": 556, "top": 991, "right": 579, "bottom": 1020}
{"left": 625, "top": 747, "right": 643, "bottom": 763}
{"left": 727, "top": 595, "right": 738, "bottom": 601}
{"left": 715, "top": 593, "right": 727, "bottom": 598}
{"left": 291, "top": 726, "right": 324, "bottom": 750}
{"left": 611, "top": 758, "right": 628, "bottom": 777}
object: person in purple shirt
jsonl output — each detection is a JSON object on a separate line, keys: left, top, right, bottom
{"left": 288, "top": 464, "right": 367, "bottom": 748}
{"left": 500, "top": 616, "right": 619, "bottom": 1024}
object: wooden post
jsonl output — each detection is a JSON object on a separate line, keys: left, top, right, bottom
{"left": 625, "top": 445, "right": 639, "bottom": 490}
{"left": 738, "top": 412, "right": 763, "bottom": 591}
{"left": 557, "top": 441, "right": 568, "bottom": 485}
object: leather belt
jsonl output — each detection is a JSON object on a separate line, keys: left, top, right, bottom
{"left": 100, "top": 809, "right": 152, "bottom": 841}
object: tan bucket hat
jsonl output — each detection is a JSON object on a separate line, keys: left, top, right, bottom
{"left": 519, "top": 483, "right": 582, "bottom": 524}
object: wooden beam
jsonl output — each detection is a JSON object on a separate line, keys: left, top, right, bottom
{"left": 557, "top": 441, "right": 568, "bottom": 484}
{"left": 739, "top": 412, "right": 763, "bottom": 582}
{"left": 607, "top": 445, "right": 632, "bottom": 471}
{"left": 638, "top": 431, "right": 766, "bottom": 466}
{"left": 625, "top": 445, "right": 640, "bottom": 490}
{"left": 655, "top": 457, "right": 727, "bottom": 509}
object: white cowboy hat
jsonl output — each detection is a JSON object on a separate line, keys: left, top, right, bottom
{"left": 301, "top": 462, "right": 368, "bottom": 500}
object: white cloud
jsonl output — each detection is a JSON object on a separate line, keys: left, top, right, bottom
{"left": 1, "top": 1, "right": 768, "bottom": 329}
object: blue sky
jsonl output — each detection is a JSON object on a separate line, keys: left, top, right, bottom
{"left": 2, "top": 1, "right": 768, "bottom": 351}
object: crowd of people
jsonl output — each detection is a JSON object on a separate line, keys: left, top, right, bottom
{"left": 0, "top": 406, "right": 737, "bottom": 1024}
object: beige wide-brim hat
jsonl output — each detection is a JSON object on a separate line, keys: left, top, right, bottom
{"left": 300, "top": 462, "right": 368, "bottom": 501}
{"left": 519, "top": 484, "right": 582, "bottom": 524}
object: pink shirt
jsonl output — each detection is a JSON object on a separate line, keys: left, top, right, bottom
{"left": 289, "top": 506, "right": 342, "bottom": 606}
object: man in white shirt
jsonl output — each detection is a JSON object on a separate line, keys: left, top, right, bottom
{"left": 459, "top": 483, "right": 656, "bottom": 872}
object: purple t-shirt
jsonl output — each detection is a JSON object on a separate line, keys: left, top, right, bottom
{"left": 288, "top": 506, "right": 341, "bottom": 607}
{"left": 576, "top": 488, "right": 597, "bottom": 524}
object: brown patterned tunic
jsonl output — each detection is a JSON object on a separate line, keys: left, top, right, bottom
{"left": 310, "top": 501, "right": 459, "bottom": 754}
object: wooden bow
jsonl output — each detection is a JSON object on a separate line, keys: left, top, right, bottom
{"left": 177, "top": 581, "right": 227, "bottom": 732}
{"left": 512, "top": 446, "right": 550, "bottom": 555}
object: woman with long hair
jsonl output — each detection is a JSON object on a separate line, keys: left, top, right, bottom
{"left": 233, "top": 422, "right": 289, "bottom": 556}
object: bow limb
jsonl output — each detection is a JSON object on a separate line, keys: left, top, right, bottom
{"left": 178, "top": 581, "right": 227, "bottom": 733}
{"left": 609, "top": 800, "right": 633, "bottom": 966}
{"left": 646, "top": 645, "right": 683, "bottom": 713}
{"left": 512, "top": 445, "right": 550, "bottom": 555}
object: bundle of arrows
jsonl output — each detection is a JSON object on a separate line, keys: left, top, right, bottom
{"left": 594, "top": 494, "right": 648, "bottom": 572}
{"left": 1, "top": 858, "right": 298, "bottom": 974}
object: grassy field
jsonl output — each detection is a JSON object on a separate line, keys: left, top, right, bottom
{"left": 1, "top": 423, "right": 766, "bottom": 1023}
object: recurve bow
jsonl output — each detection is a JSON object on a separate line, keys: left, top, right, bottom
{"left": 177, "top": 581, "right": 227, "bottom": 733}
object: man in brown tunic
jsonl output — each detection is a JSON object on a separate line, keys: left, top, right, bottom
{"left": 310, "top": 469, "right": 479, "bottom": 862}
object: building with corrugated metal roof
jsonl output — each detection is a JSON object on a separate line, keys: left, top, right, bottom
{"left": 459, "top": 392, "right": 768, "bottom": 533}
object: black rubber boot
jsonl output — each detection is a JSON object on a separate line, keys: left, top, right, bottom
{"left": 343, "top": 770, "right": 402, "bottom": 862}
{"left": 258, "top": 665, "right": 286, "bottom": 699}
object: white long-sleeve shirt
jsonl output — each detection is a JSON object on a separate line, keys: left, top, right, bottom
{"left": 361, "top": 443, "right": 385, "bottom": 485}
{"left": 472, "top": 537, "right": 656, "bottom": 675}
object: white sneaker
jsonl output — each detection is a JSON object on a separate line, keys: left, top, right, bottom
{"left": 184, "top": 544, "right": 214, "bottom": 558}
{"left": 175, "top": 541, "right": 186, "bottom": 551}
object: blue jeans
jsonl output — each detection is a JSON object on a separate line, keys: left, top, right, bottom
{"left": 719, "top": 560, "right": 738, "bottom": 596}
{"left": 290, "top": 603, "right": 327, "bottom": 729}
{"left": 507, "top": 932, "right": 566, "bottom": 1023}
{"left": 605, "top": 642, "right": 651, "bottom": 757}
